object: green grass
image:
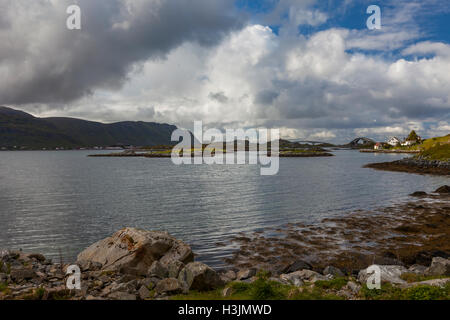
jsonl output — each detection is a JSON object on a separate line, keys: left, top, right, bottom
{"left": 400, "top": 273, "right": 448, "bottom": 283}
{"left": 0, "top": 282, "right": 11, "bottom": 295}
{"left": 418, "top": 143, "right": 450, "bottom": 161}
{"left": 315, "top": 278, "right": 348, "bottom": 290}
{"left": 172, "top": 271, "right": 345, "bottom": 301}
{"left": 392, "top": 134, "right": 450, "bottom": 160}
{"left": 360, "top": 282, "right": 450, "bottom": 300}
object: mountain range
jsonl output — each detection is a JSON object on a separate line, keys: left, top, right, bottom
{"left": 0, "top": 106, "right": 178, "bottom": 149}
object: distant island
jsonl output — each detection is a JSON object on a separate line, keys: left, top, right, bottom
{"left": 89, "top": 139, "right": 335, "bottom": 158}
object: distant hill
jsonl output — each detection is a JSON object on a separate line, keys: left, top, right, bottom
{"left": 0, "top": 106, "right": 178, "bottom": 149}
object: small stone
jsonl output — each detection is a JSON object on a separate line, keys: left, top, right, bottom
{"left": 155, "top": 278, "right": 184, "bottom": 295}
{"left": 408, "top": 265, "right": 427, "bottom": 275}
{"left": 346, "top": 281, "right": 361, "bottom": 294}
{"left": 282, "top": 260, "right": 312, "bottom": 274}
{"left": 178, "top": 262, "right": 223, "bottom": 291}
{"left": 236, "top": 268, "right": 256, "bottom": 281}
{"left": 426, "top": 257, "right": 450, "bottom": 276}
{"left": 108, "top": 291, "right": 137, "bottom": 300}
{"left": 358, "top": 265, "right": 408, "bottom": 285}
{"left": 409, "top": 191, "right": 427, "bottom": 197}
{"left": 222, "top": 287, "right": 233, "bottom": 297}
{"left": 280, "top": 273, "right": 304, "bottom": 287}
{"left": 167, "top": 261, "right": 184, "bottom": 279}
{"left": 10, "top": 269, "right": 36, "bottom": 282}
{"left": 28, "top": 253, "right": 46, "bottom": 262}
{"left": 138, "top": 285, "right": 151, "bottom": 300}
{"left": 434, "top": 185, "right": 450, "bottom": 194}
{"left": 148, "top": 261, "right": 169, "bottom": 279}
{"left": 221, "top": 270, "right": 237, "bottom": 281}
{"left": 140, "top": 278, "right": 157, "bottom": 290}
{"left": 323, "top": 266, "right": 345, "bottom": 278}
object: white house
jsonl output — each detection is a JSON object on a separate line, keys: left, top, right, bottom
{"left": 387, "top": 137, "right": 400, "bottom": 147}
{"left": 374, "top": 142, "right": 383, "bottom": 150}
{"left": 401, "top": 140, "right": 416, "bottom": 147}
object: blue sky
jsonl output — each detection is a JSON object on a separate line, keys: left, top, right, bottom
{"left": 236, "top": 0, "right": 450, "bottom": 44}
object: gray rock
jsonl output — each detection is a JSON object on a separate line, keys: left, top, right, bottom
{"left": 358, "top": 265, "right": 408, "bottom": 285}
{"left": 223, "top": 270, "right": 237, "bottom": 281}
{"left": 222, "top": 287, "right": 233, "bottom": 297}
{"left": 110, "top": 280, "right": 137, "bottom": 293}
{"left": 282, "top": 260, "right": 312, "bottom": 274}
{"left": 148, "top": 261, "right": 169, "bottom": 279}
{"left": 77, "top": 260, "right": 103, "bottom": 272}
{"left": 220, "top": 270, "right": 237, "bottom": 283}
{"left": 434, "top": 185, "right": 450, "bottom": 194}
{"left": 155, "top": 278, "right": 184, "bottom": 295}
{"left": 400, "top": 278, "right": 450, "bottom": 289}
{"left": 323, "top": 266, "right": 345, "bottom": 278}
{"left": 140, "top": 277, "right": 157, "bottom": 290}
{"left": 108, "top": 291, "right": 137, "bottom": 300}
{"left": 408, "top": 264, "right": 428, "bottom": 275}
{"left": 138, "top": 285, "right": 152, "bottom": 300}
{"left": 86, "top": 295, "right": 105, "bottom": 300}
{"left": 167, "top": 260, "right": 184, "bottom": 279}
{"left": 409, "top": 191, "right": 427, "bottom": 197}
{"left": 426, "top": 257, "right": 450, "bottom": 276}
{"left": 236, "top": 268, "right": 256, "bottom": 281}
{"left": 119, "top": 265, "right": 147, "bottom": 276}
{"left": 178, "top": 262, "right": 223, "bottom": 291}
{"left": 29, "top": 253, "right": 46, "bottom": 262}
{"left": 345, "top": 281, "right": 361, "bottom": 294}
{"left": 281, "top": 269, "right": 326, "bottom": 285}
{"left": 10, "top": 269, "right": 36, "bottom": 282}
{"left": 279, "top": 273, "right": 304, "bottom": 287}
{"left": 77, "top": 228, "right": 194, "bottom": 272}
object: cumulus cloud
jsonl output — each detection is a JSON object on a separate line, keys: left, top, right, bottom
{"left": 0, "top": 0, "right": 242, "bottom": 105}
{"left": 1, "top": 0, "right": 449, "bottom": 143}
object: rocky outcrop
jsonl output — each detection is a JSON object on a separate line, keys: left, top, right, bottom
{"left": 178, "top": 262, "right": 223, "bottom": 291}
{"left": 365, "top": 160, "right": 450, "bottom": 175}
{"left": 77, "top": 228, "right": 194, "bottom": 274}
{"left": 426, "top": 257, "right": 450, "bottom": 276}
{"left": 2, "top": 228, "right": 450, "bottom": 300}
{"left": 280, "top": 270, "right": 327, "bottom": 286}
{"left": 358, "top": 265, "right": 409, "bottom": 285}
{"left": 435, "top": 185, "right": 450, "bottom": 194}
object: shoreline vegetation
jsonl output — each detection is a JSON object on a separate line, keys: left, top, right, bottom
{"left": 1, "top": 186, "right": 449, "bottom": 300}
{"left": 88, "top": 139, "right": 335, "bottom": 158}
{"left": 364, "top": 135, "right": 450, "bottom": 175}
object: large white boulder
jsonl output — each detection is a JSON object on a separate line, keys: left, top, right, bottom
{"left": 77, "top": 228, "right": 194, "bottom": 273}
{"left": 358, "top": 265, "right": 409, "bottom": 285}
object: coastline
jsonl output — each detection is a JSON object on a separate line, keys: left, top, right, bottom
{"left": 364, "top": 158, "right": 450, "bottom": 175}
{"left": 88, "top": 151, "right": 335, "bottom": 158}
{"left": 1, "top": 186, "right": 449, "bottom": 300}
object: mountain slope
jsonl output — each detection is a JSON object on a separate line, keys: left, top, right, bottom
{"left": 0, "top": 106, "right": 178, "bottom": 148}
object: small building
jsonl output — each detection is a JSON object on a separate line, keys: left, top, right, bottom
{"left": 374, "top": 142, "right": 383, "bottom": 150}
{"left": 387, "top": 137, "right": 401, "bottom": 147}
{"left": 401, "top": 140, "right": 417, "bottom": 147}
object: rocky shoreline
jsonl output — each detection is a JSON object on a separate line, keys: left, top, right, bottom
{"left": 1, "top": 186, "right": 449, "bottom": 300}
{"left": 365, "top": 158, "right": 450, "bottom": 175}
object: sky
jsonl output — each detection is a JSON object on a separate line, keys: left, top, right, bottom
{"left": 0, "top": 0, "right": 449, "bottom": 143}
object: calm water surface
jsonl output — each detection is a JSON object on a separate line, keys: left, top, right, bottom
{"left": 0, "top": 150, "right": 448, "bottom": 267}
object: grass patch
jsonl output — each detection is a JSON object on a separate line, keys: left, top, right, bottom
{"left": 314, "top": 278, "right": 348, "bottom": 291}
{"left": 400, "top": 273, "right": 448, "bottom": 283}
{"left": 0, "top": 282, "right": 11, "bottom": 295}
{"left": 360, "top": 282, "right": 450, "bottom": 300}
{"left": 418, "top": 143, "right": 450, "bottom": 161}
{"left": 172, "top": 270, "right": 344, "bottom": 301}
